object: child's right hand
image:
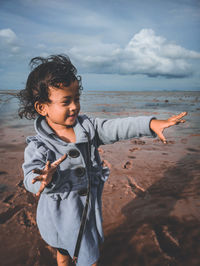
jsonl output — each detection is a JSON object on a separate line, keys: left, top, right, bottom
{"left": 32, "top": 154, "right": 67, "bottom": 196}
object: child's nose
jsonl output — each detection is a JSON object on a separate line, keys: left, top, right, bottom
{"left": 69, "top": 101, "right": 78, "bottom": 111}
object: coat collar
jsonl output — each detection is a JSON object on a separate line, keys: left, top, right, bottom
{"left": 35, "top": 115, "right": 89, "bottom": 144}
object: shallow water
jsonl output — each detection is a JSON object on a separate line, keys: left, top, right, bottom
{"left": 0, "top": 90, "right": 200, "bottom": 136}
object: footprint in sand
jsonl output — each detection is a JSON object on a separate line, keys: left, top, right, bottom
{"left": 17, "top": 180, "right": 24, "bottom": 188}
{"left": 0, "top": 184, "right": 7, "bottom": 193}
{"left": 126, "top": 176, "right": 146, "bottom": 197}
{"left": 167, "top": 140, "right": 176, "bottom": 144}
{"left": 153, "top": 139, "right": 176, "bottom": 144}
{"left": 3, "top": 194, "right": 14, "bottom": 204}
{"left": 131, "top": 140, "right": 146, "bottom": 145}
{"left": 0, "top": 205, "right": 24, "bottom": 224}
{"left": 128, "top": 156, "right": 136, "bottom": 159}
{"left": 0, "top": 171, "right": 8, "bottom": 175}
{"left": 153, "top": 224, "right": 180, "bottom": 259}
{"left": 129, "top": 147, "right": 141, "bottom": 152}
{"left": 187, "top": 148, "right": 199, "bottom": 152}
{"left": 122, "top": 161, "right": 133, "bottom": 169}
{"left": 18, "top": 209, "right": 36, "bottom": 227}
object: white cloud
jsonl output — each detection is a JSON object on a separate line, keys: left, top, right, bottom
{"left": 0, "top": 28, "right": 17, "bottom": 44}
{"left": 36, "top": 43, "right": 47, "bottom": 49}
{"left": 69, "top": 29, "right": 200, "bottom": 78}
{"left": 0, "top": 28, "right": 21, "bottom": 56}
{"left": 11, "top": 46, "right": 20, "bottom": 53}
{"left": 1, "top": 27, "right": 199, "bottom": 81}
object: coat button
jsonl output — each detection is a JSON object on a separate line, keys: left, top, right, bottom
{"left": 75, "top": 167, "right": 86, "bottom": 177}
{"left": 78, "top": 188, "right": 88, "bottom": 196}
{"left": 68, "top": 149, "right": 80, "bottom": 158}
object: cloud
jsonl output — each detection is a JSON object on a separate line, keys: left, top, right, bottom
{"left": 0, "top": 28, "right": 17, "bottom": 43}
{"left": 1, "top": 27, "right": 199, "bottom": 83}
{"left": 69, "top": 29, "right": 200, "bottom": 78}
{"left": 0, "top": 28, "right": 20, "bottom": 55}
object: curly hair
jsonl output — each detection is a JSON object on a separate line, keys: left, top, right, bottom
{"left": 18, "top": 54, "right": 82, "bottom": 119}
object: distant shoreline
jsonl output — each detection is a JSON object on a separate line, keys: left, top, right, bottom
{"left": 0, "top": 89, "right": 200, "bottom": 95}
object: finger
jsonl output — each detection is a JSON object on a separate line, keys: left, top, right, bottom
{"left": 32, "top": 168, "right": 43, "bottom": 175}
{"left": 174, "top": 111, "right": 187, "bottom": 118}
{"left": 157, "top": 131, "right": 167, "bottom": 144}
{"left": 51, "top": 154, "right": 67, "bottom": 167}
{"left": 175, "top": 111, "right": 187, "bottom": 118}
{"left": 167, "top": 117, "right": 186, "bottom": 126}
{"left": 168, "top": 112, "right": 187, "bottom": 122}
{"left": 175, "top": 119, "right": 186, "bottom": 124}
{"left": 44, "top": 160, "right": 51, "bottom": 170}
{"left": 36, "top": 182, "right": 46, "bottom": 197}
{"left": 32, "top": 175, "right": 43, "bottom": 184}
{"left": 175, "top": 112, "right": 187, "bottom": 122}
{"left": 179, "top": 111, "right": 187, "bottom": 117}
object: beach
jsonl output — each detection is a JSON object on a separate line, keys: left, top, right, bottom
{"left": 0, "top": 90, "right": 200, "bottom": 265}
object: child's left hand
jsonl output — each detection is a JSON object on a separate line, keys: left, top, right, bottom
{"left": 150, "top": 112, "right": 187, "bottom": 144}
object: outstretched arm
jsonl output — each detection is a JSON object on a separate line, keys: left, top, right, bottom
{"left": 91, "top": 116, "right": 157, "bottom": 146}
{"left": 150, "top": 112, "right": 187, "bottom": 144}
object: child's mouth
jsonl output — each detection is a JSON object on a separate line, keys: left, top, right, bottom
{"left": 68, "top": 114, "right": 77, "bottom": 120}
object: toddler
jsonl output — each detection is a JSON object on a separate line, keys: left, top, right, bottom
{"left": 18, "top": 54, "right": 186, "bottom": 266}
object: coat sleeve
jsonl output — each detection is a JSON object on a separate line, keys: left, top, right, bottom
{"left": 90, "top": 116, "right": 156, "bottom": 146}
{"left": 22, "top": 140, "right": 59, "bottom": 194}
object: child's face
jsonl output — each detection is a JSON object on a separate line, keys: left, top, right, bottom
{"left": 39, "top": 80, "right": 80, "bottom": 130}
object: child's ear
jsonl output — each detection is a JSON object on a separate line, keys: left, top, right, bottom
{"left": 34, "top": 101, "right": 47, "bottom": 116}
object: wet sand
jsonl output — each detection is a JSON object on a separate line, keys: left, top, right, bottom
{"left": 0, "top": 120, "right": 200, "bottom": 265}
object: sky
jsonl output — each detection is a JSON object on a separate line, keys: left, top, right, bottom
{"left": 0, "top": 0, "right": 200, "bottom": 91}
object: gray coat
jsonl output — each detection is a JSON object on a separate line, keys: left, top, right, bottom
{"left": 23, "top": 115, "right": 155, "bottom": 265}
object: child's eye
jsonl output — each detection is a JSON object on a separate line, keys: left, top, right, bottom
{"left": 62, "top": 101, "right": 70, "bottom": 106}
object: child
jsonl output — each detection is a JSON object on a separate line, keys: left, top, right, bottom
{"left": 18, "top": 54, "right": 187, "bottom": 266}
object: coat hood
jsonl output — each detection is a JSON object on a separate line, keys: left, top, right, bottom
{"left": 28, "top": 115, "right": 93, "bottom": 151}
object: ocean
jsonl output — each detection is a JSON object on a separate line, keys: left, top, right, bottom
{"left": 0, "top": 90, "right": 200, "bottom": 137}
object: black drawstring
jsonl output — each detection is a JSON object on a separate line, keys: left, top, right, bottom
{"left": 72, "top": 131, "right": 91, "bottom": 264}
